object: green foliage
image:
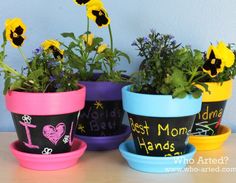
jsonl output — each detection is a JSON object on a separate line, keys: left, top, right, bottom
{"left": 0, "top": 41, "right": 78, "bottom": 95}
{"left": 131, "top": 30, "right": 206, "bottom": 98}
{"left": 61, "top": 32, "right": 130, "bottom": 82}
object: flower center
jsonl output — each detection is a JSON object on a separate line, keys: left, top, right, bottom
{"left": 211, "top": 59, "right": 216, "bottom": 65}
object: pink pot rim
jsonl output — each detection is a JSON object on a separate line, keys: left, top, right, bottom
{"left": 5, "top": 84, "right": 86, "bottom": 115}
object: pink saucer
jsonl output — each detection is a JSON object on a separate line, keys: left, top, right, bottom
{"left": 10, "top": 138, "right": 87, "bottom": 171}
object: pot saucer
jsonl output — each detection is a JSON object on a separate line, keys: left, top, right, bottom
{"left": 119, "top": 140, "right": 196, "bottom": 173}
{"left": 189, "top": 124, "right": 231, "bottom": 151}
{"left": 10, "top": 138, "right": 87, "bottom": 171}
{"left": 77, "top": 124, "right": 131, "bottom": 151}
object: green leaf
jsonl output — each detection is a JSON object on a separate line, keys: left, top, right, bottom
{"left": 192, "top": 90, "right": 202, "bottom": 99}
{"left": 173, "top": 87, "right": 187, "bottom": 98}
{"left": 61, "top": 32, "right": 76, "bottom": 40}
{"left": 10, "top": 80, "right": 23, "bottom": 91}
{"left": 170, "top": 68, "right": 188, "bottom": 87}
{"left": 3, "top": 77, "right": 11, "bottom": 95}
{"left": 28, "top": 69, "right": 44, "bottom": 81}
{"left": 118, "top": 51, "right": 131, "bottom": 63}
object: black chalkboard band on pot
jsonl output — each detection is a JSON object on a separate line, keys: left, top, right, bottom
{"left": 5, "top": 85, "right": 86, "bottom": 154}
{"left": 122, "top": 85, "right": 202, "bottom": 157}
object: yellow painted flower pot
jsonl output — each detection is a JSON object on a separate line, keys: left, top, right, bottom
{"left": 189, "top": 80, "right": 232, "bottom": 150}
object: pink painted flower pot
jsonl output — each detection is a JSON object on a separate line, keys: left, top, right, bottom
{"left": 5, "top": 85, "right": 86, "bottom": 154}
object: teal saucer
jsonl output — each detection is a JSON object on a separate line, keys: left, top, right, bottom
{"left": 119, "top": 140, "right": 196, "bottom": 173}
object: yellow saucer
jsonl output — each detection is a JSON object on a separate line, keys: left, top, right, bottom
{"left": 189, "top": 125, "right": 231, "bottom": 151}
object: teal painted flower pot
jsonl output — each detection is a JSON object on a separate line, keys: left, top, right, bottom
{"left": 122, "top": 85, "right": 202, "bottom": 157}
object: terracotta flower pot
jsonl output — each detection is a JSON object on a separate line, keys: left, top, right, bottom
{"left": 192, "top": 80, "right": 232, "bottom": 136}
{"left": 122, "top": 85, "right": 202, "bottom": 157}
{"left": 76, "top": 79, "right": 128, "bottom": 136}
{"left": 5, "top": 85, "right": 86, "bottom": 154}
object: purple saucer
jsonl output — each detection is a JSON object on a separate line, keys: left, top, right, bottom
{"left": 77, "top": 125, "right": 131, "bottom": 151}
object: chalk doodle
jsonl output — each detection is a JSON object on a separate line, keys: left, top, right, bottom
{"left": 63, "top": 135, "right": 70, "bottom": 144}
{"left": 42, "top": 123, "right": 66, "bottom": 145}
{"left": 77, "top": 124, "right": 86, "bottom": 134}
{"left": 191, "top": 121, "right": 217, "bottom": 135}
{"left": 22, "top": 115, "right": 32, "bottom": 124}
{"left": 94, "top": 101, "right": 103, "bottom": 109}
{"left": 42, "top": 147, "right": 53, "bottom": 155}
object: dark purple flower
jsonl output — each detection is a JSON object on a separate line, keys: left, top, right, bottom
{"left": 49, "top": 76, "right": 56, "bottom": 82}
{"left": 33, "top": 47, "right": 43, "bottom": 55}
{"left": 47, "top": 61, "right": 59, "bottom": 67}
{"left": 60, "top": 72, "right": 65, "bottom": 77}
{"left": 143, "top": 37, "right": 149, "bottom": 43}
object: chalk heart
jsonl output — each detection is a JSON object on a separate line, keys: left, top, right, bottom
{"left": 43, "top": 123, "right": 66, "bottom": 145}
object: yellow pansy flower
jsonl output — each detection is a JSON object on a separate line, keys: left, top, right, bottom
{"left": 97, "top": 44, "right": 107, "bottom": 53}
{"left": 217, "top": 41, "right": 235, "bottom": 68}
{"left": 41, "top": 40, "right": 64, "bottom": 60}
{"left": 5, "top": 18, "right": 26, "bottom": 48}
{"left": 82, "top": 33, "right": 94, "bottom": 46}
{"left": 203, "top": 45, "right": 225, "bottom": 77}
{"left": 86, "top": 1, "right": 110, "bottom": 28}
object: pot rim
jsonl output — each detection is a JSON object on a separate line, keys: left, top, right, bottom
{"left": 197, "top": 79, "right": 233, "bottom": 102}
{"left": 122, "top": 85, "right": 202, "bottom": 117}
{"left": 5, "top": 84, "right": 86, "bottom": 116}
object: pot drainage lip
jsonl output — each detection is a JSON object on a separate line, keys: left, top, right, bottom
{"left": 9, "top": 138, "right": 87, "bottom": 171}
{"left": 77, "top": 124, "right": 131, "bottom": 151}
{"left": 119, "top": 140, "right": 196, "bottom": 173}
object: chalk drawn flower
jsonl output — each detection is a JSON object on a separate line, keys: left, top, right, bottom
{"left": 94, "top": 100, "right": 103, "bottom": 109}
{"left": 22, "top": 115, "right": 32, "bottom": 124}
{"left": 42, "top": 147, "right": 53, "bottom": 155}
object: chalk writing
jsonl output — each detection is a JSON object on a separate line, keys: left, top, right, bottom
{"left": 19, "top": 115, "right": 39, "bottom": 149}
{"left": 197, "top": 106, "right": 223, "bottom": 120}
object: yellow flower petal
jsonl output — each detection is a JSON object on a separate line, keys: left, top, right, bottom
{"left": 41, "top": 40, "right": 61, "bottom": 51}
{"left": 217, "top": 41, "right": 235, "bottom": 68}
{"left": 206, "top": 45, "right": 221, "bottom": 60}
{"left": 97, "top": 44, "right": 107, "bottom": 53}
{"left": 41, "top": 40, "right": 64, "bottom": 60}
{"left": 82, "top": 33, "right": 94, "bottom": 46}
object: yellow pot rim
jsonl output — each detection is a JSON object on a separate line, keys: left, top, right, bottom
{"left": 196, "top": 80, "right": 233, "bottom": 102}
{"left": 189, "top": 124, "right": 231, "bottom": 143}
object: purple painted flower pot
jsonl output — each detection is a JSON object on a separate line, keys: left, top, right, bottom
{"left": 76, "top": 79, "right": 128, "bottom": 137}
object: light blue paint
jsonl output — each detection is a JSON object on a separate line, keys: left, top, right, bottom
{"left": 119, "top": 140, "right": 196, "bottom": 173}
{"left": 122, "top": 85, "right": 202, "bottom": 117}
{"left": 1, "top": 0, "right": 236, "bottom": 131}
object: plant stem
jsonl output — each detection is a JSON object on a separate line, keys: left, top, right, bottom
{"left": 87, "top": 17, "right": 90, "bottom": 42}
{"left": 108, "top": 25, "right": 113, "bottom": 51}
{"left": 18, "top": 47, "right": 31, "bottom": 70}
